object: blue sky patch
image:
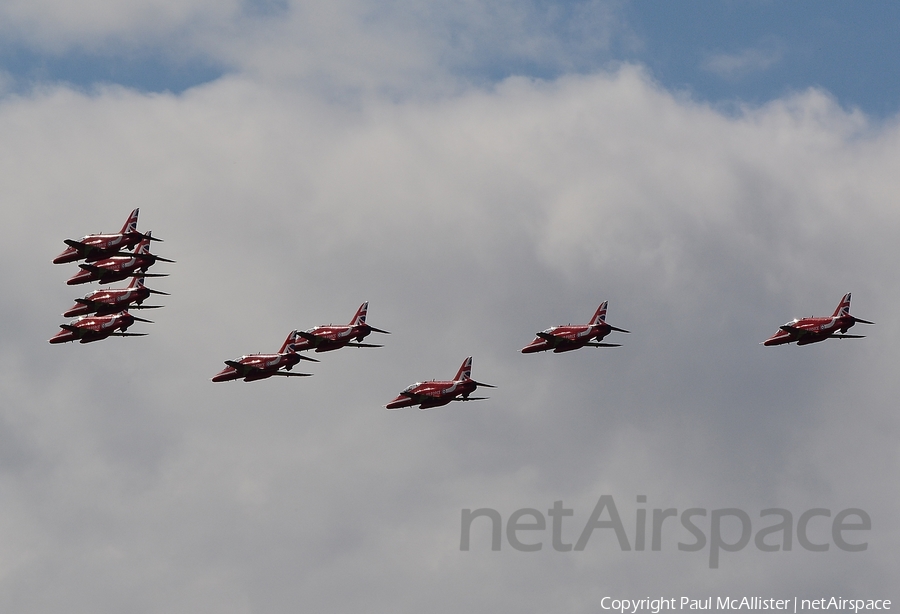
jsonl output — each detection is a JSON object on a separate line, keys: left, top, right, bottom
{"left": 0, "top": 44, "right": 226, "bottom": 95}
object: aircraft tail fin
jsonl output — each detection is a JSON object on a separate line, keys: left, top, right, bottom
{"left": 454, "top": 356, "right": 473, "bottom": 382}
{"left": 280, "top": 330, "right": 299, "bottom": 353}
{"left": 590, "top": 301, "right": 609, "bottom": 326}
{"left": 120, "top": 208, "right": 139, "bottom": 235}
{"left": 833, "top": 293, "right": 852, "bottom": 317}
{"left": 350, "top": 302, "right": 368, "bottom": 326}
{"left": 135, "top": 232, "right": 152, "bottom": 255}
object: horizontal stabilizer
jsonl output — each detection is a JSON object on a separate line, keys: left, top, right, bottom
{"left": 152, "top": 255, "right": 176, "bottom": 263}
{"left": 295, "top": 354, "right": 320, "bottom": 362}
{"left": 296, "top": 331, "right": 323, "bottom": 342}
{"left": 225, "top": 360, "right": 251, "bottom": 370}
{"left": 608, "top": 325, "right": 631, "bottom": 334}
{"left": 368, "top": 326, "right": 391, "bottom": 334}
{"left": 469, "top": 380, "right": 496, "bottom": 388}
{"left": 147, "top": 288, "right": 170, "bottom": 296}
{"left": 853, "top": 318, "right": 875, "bottom": 325}
{"left": 585, "top": 342, "right": 622, "bottom": 347}
{"left": 64, "top": 239, "right": 87, "bottom": 249}
{"left": 60, "top": 324, "right": 79, "bottom": 332}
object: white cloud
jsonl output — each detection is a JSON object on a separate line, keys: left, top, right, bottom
{"left": 0, "top": 45, "right": 898, "bottom": 614}
{"left": 0, "top": 0, "right": 242, "bottom": 51}
{"left": 0, "top": 0, "right": 628, "bottom": 96}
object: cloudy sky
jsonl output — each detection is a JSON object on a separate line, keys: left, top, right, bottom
{"left": 1, "top": 1, "right": 899, "bottom": 612}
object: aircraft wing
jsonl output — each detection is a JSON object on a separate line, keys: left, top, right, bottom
{"left": 225, "top": 360, "right": 256, "bottom": 374}
{"left": 830, "top": 334, "right": 866, "bottom": 339}
{"left": 108, "top": 332, "right": 148, "bottom": 337}
{"left": 400, "top": 391, "right": 437, "bottom": 404}
{"left": 295, "top": 331, "right": 326, "bottom": 344}
{"left": 64, "top": 239, "right": 90, "bottom": 251}
{"left": 344, "top": 342, "right": 383, "bottom": 348}
{"left": 779, "top": 325, "right": 810, "bottom": 336}
{"left": 271, "top": 371, "right": 313, "bottom": 377}
{"left": 78, "top": 263, "right": 109, "bottom": 275}
{"left": 584, "top": 342, "right": 621, "bottom": 348}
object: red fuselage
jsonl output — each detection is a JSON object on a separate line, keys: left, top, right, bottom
{"left": 64, "top": 286, "right": 153, "bottom": 317}
{"left": 763, "top": 315, "right": 858, "bottom": 346}
{"left": 53, "top": 232, "right": 146, "bottom": 264}
{"left": 291, "top": 324, "right": 373, "bottom": 352}
{"left": 386, "top": 379, "right": 479, "bottom": 410}
{"left": 66, "top": 253, "right": 157, "bottom": 285}
{"left": 49, "top": 312, "right": 137, "bottom": 344}
{"left": 521, "top": 323, "right": 613, "bottom": 353}
{"left": 212, "top": 353, "right": 304, "bottom": 382}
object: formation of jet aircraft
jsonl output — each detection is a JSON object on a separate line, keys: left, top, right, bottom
{"left": 521, "top": 301, "right": 630, "bottom": 353}
{"left": 50, "top": 209, "right": 171, "bottom": 344}
{"left": 48, "top": 216, "right": 876, "bottom": 404}
{"left": 385, "top": 356, "right": 495, "bottom": 410}
{"left": 762, "top": 293, "right": 874, "bottom": 346}
{"left": 212, "top": 302, "right": 388, "bottom": 382}
{"left": 66, "top": 232, "right": 172, "bottom": 285}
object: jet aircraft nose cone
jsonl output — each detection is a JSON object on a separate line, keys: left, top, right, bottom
{"left": 385, "top": 395, "right": 410, "bottom": 409}
{"left": 49, "top": 331, "right": 69, "bottom": 344}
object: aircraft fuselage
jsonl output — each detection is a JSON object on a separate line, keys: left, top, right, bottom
{"left": 763, "top": 315, "right": 857, "bottom": 346}
{"left": 386, "top": 379, "right": 479, "bottom": 409}
{"left": 212, "top": 353, "right": 303, "bottom": 382}
{"left": 49, "top": 312, "right": 135, "bottom": 344}
{"left": 521, "top": 323, "right": 612, "bottom": 353}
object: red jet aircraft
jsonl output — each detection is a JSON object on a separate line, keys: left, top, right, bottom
{"left": 290, "top": 302, "right": 389, "bottom": 353}
{"left": 63, "top": 276, "right": 169, "bottom": 317}
{"left": 49, "top": 311, "right": 152, "bottom": 344}
{"left": 521, "top": 301, "right": 630, "bottom": 353}
{"left": 385, "top": 356, "right": 495, "bottom": 410}
{"left": 53, "top": 208, "right": 161, "bottom": 264}
{"left": 762, "top": 293, "right": 874, "bottom": 346}
{"left": 66, "top": 232, "right": 173, "bottom": 285}
{"left": 212, "top": 331, "right": 319, "bottom": 382}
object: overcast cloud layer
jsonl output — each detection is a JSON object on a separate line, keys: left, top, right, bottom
{"left": 1, "top": 3, "right": 898, "bottom": 612}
